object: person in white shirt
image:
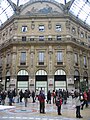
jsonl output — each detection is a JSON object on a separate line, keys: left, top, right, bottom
{"left": 75, "top": 92, "right": 83, "bottom": 118}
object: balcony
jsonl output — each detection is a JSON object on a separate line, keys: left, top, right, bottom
{"left": 0, "top": 35, "right": 89, "bottom": 50}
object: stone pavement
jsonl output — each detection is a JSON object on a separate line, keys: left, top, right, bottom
{"left": 0, "top": 97, "right": 90, "bottom": 120}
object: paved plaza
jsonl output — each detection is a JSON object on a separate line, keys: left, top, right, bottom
{"left": 0, "top": 97, "right": 90, "bottom": 120}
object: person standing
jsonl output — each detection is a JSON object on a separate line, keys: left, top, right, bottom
{"left": 56, "top": 96, "right": 62, "bottom": 115}
{"left": 52, "top": 90, "right": 56, "bottom": 104}
{"left": 38, "top": 90, "right": 46, "bottom": 113}
{"left": 32, "top": 90, "right": 35, "bottom": 103}
{"left": 75, "top": 92, "right": 83, "bottom": 118}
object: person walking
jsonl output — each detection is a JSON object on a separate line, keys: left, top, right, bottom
{"left": 23, "top": 90, "right": 28, "bottom": 107}
{"left": 38, "top": 90, "right": 46, "bottom": 114}
{"left": 81, "top": 90, "right": 88, "bottom": 110}
{"left": 56, "top": 95, "right": 62, "bottom": 115}
{"left": 8, "top": 90, "right": 14, "bottom": 106}
{"left": 19, "top": 89, "right": 23, "bottom": 102}
{"left": 1, "top": 91, "right": 6, "bottom": 105}
{"left": 75, "top": 92, "right": 83, "bottom": 118}
{"left": 47, "top": 90, "right": 51, "bottom": 104}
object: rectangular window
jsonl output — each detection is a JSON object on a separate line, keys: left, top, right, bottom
{"left": 84, "top": 56, "right": 87, "bottom": 67}
{"left": 6, "top": 54, "right": 11, "bottom": 66}
{"left": 0, "top": 57, "right": 2, "bottom": 67}
{"left": 57, "top": 51, "right": 63, "bottom": 64}
{"left": 48, "top": 36, "right": 52, "bottom": 41}
{"left": 20, "top": 52, "right": 26, "bottom": 65}
{"left": 74, "top": 53, "right": 78, "bottom": 65}
{"left": 30, "top": 36, "right": 34, "bottom": 41}
{"left": 39, "top": 36, "right": 44, "bottom": 41}
{"left": 22, "top": 36, "right": 26, "bottom": 41}
{"left": 57, "top": 35, "right": 61, "bottom": 40}
{"left": 22, "top": 26, "right": 27, "bottom": 32}
{"left": 38, "top": 52, "right": 44, "bottom": 65}
{"left": 56, "top": 25, "right": 61, "bottom": 32}
{"left": 39, "top": 25, "right": 45, "bottom": 32}
{"left": 80, "top": 32, "right": 84, "bottom": 38}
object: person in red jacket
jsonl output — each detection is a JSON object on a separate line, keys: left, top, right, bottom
{"left": 81, "top": 90, "right": 88, "bottom": 110}
{"left": 56, "top": 96, "right": 62, "bottom": 115}
{"left": 38, "top": 90, "right": 46, "bottom": 113}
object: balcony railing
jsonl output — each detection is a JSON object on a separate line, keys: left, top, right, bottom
{"left": 0, "top": 35, "right": 89, "bottom": 50}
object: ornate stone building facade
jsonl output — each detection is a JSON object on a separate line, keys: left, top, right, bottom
{"left": 0, "top": 0, "right": 90, "bottom": 94}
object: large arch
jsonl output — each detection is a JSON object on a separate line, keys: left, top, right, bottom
{"left": 17, "top": 69, "right": 29, "bottom": 91}
{"left": 5, "top": 70, "right": 10, "bottom": 90}
{"left": 54, "top": 69, "right": 66, "bottom": 90}
{"left": 35, "top": 69, "right": 47, "bottom": 95}
{"left": 74, "top": 70, "right": 80, "bottom": 90}
{"left": 83, "top": 71, "right": 88, "bottom": 81}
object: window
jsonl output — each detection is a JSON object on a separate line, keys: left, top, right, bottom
{"left": 88, "top": 36, "right": 90, "bottom": 42}
{"left": 22, "top": 26, "right": 27, "bottom": 32}
{"left": 38, "top": 52, "right": 44, "bottom": 65}
{"left": 74, "top": 53, "right": 78, "bottom": 65}
{"left": 0, "top": 57, "right": 2, "bottom": 67}
{"left": 72, "top": 27, "right": 76, "bottom": 34}
{"left": 84, "top": 56, "right": 87, "bottom": 67}
{"left": 20, "top": 52, "right": 26, "bottom": 65}
{"left": 39, "top": 25, "right": 45, "bottom": 32}
{"left": 56, "top": 24, "right": 61, "bottom": 32}
{"left": 80, "top": 32, "right": 84, "bottom": 38}
{"left": 48, "top": 36, "right": 52, "bottom": 41}
{"left": 57, "top": 35, "right": 61, "bottom": 40}
{"left": 57, "top": 51, "right": 63, "bottom": 64}
{"left": 22, "top": 36, "right": 26, "bottom": 41}
{"left": 30, "top": 36, "right": 34, "bottom": 41}
{"left": 6, "top": 54, "right": 11, "bottom": 66}
{"left": 39, "top": 36, "right": 44, "bottom": 41}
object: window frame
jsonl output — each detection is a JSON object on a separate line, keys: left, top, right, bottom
{"left": 20, "top": 52, "right": 26, "bottom": 65}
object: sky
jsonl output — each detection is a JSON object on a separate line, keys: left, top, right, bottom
{"left": 55, "top": 0, "right": 71, "bottom": 4}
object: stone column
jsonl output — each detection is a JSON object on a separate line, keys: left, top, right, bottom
{"left": 10, "top": 48, "right": 17, "bottom": 89}
{"left": 66, "top": 45, "right": 74, "bottom": 91}
{"left": 48, "top": 46, "right": 54, "bottom": 92}
{"left": 29, "top": 46, "right": 35, "bottom": 91}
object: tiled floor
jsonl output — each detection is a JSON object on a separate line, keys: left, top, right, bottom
{"left": 0, "top": 97, "right": 90, "bottom": 120}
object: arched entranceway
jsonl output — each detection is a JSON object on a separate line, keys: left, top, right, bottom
{"left": 35, "top": 70, "right": 47, "bottom": 95}
{"left": 74, "top": 70, "right": 80, "bottom": 90}
{"left": 54, "top": 69, "right": 66, "bottom": 90}
{"left": 83, "top": 71, "right": 88, "bottom": 84}
{"left": 5, "top": 71, "right": 10, "bottom": 90}
{"left": 17, "top": 70, "right": 29, "bottom": 92}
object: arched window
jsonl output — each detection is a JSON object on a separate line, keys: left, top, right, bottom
{"left": 18, "top": 70, "right": 28, "bottom": 75}
{"left": 55, "top": 69, "right": 66, "bottom": 75}
{"left": 36, "top": 70, "right": 47, "bottom": 75}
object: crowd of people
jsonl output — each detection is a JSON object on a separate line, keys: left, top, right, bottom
{"left": 0, "top": 88, "right": 90, "bottom": 118}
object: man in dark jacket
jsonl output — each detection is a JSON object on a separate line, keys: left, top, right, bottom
{"left": 8, "top": 90, "right": 13, "bottom": 106}
{"left": 23, "top": 90, "right": 28, "bottom": 107}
